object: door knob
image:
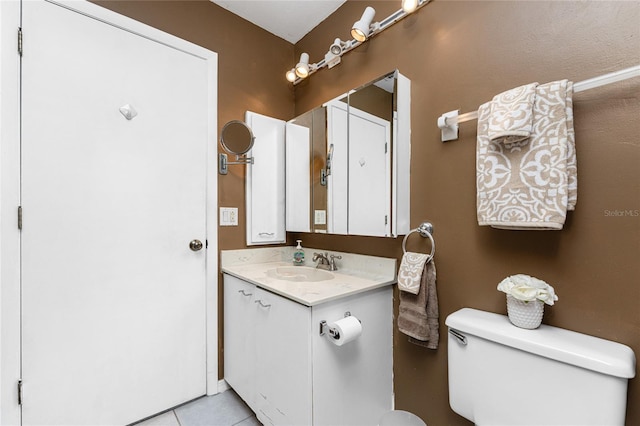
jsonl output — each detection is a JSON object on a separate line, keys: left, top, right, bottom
{"left": 189, "top": 239, "right": 204, "bottom": 251}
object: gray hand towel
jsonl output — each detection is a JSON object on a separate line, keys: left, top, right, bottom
{"left": 398, "top": 260, "right": 439, "bottom": 349}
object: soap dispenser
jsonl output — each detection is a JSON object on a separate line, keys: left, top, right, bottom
{"left": 293, "top": 240, "right": 305, "bottom": 266}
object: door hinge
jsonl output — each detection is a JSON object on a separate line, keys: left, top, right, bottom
{"left": 385, "top": 215, "right": 388, "bottom": 225}
{"left": 17, "top": 380, "right": 23, "bottom": 405}
{"left": 18, "top": 206, "right": 22, "bottom": 230}
{"left": 385, "top": 142, "right": 388, "bottom": 154}
{"left": 18, "top": 28, "right": 23, "bottom": 57}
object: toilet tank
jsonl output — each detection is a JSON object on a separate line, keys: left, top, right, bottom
{"left": 446, "top": 308, "right": 636, "bottom": 426}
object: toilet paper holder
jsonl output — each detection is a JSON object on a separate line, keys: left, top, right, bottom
{"left": 319, "top": 311, "right": 360, "bottom": 338}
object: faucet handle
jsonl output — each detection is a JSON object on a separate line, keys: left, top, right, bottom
{"left": 329, "top": 254, "right": 342, "bottom": 271}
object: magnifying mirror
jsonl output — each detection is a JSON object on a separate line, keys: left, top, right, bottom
{"left": 219, "top": 120, "right": 255, "bottom": 174}
{"left": 220, "top": 120, "right": 254, "bottom": 155}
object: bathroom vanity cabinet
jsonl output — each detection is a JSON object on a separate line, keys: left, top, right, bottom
{"left": 224, "top": 273, "right": 393, "bottom": 426}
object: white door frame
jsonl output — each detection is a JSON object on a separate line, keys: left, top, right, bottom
{"left": 0, "top": 1, "right": 219, "bottom": 424}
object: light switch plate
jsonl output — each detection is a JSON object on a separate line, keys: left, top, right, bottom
{"left": 314, "top": 210, "right": 326, "bottom": 225}
{"left": 220, "top": 207, "right": 238, "bottom": 226}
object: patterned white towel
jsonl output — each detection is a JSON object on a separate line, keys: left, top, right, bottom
{"left": 477, "top": 80, "right": 576, "bottom": 230}
{"left": 565, "top": 82, "right": 577, "bottom": 210}
{"left": 397, "top": 252, "right": 429, "bottom": 295}
{"left": 488, "top": 83, "right": 538, "bottom": 145}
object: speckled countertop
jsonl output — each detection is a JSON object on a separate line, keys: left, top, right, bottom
{"left": 221, "top": 247, "right": 397, "bottom": 306}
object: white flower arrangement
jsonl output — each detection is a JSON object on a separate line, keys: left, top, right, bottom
{"left": 497, "top": 274, "right": 558, "bottom": 306}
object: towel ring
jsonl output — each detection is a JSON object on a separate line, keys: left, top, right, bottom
{"left": 402, "top": 222, "right": 435, "bottom": 261}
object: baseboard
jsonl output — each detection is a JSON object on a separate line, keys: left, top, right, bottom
{"left": 217, "top": 379, "right": 230, "bottom": 393}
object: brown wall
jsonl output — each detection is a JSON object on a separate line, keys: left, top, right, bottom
{"left": 293, "top": 0, "right": 640, "bottom": 424}
{"left": 92, "top": 1, "right": 640, "bottom": 424}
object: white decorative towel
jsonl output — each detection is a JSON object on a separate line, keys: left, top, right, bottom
{"left": 488, "top": 82, "right": 538, "bottom": 145}
{"left": 477, "top": 80, "right": 576, "bottom": 230}
{"left": 565, "top": 81, "right": 577, "bottom": 210}
{"left": 397, "top": 252, "right": 429, "bottom": 295}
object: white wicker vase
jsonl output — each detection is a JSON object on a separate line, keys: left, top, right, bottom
{"left": 506, "top": 295, "right": 544, "bottom": 329}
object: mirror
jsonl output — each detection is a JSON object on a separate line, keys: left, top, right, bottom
{"left": 219, "top": 120, "right": 255, "bottom": 175}
{"left": 221, "top": 120, "right": 254, "bottom": 154}
{"left": 287, "top": 70, "right": 410, "bottom": 237}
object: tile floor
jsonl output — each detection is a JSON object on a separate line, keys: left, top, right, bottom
{"left": 134, "top": 389, "right": 260, "bottom": 426}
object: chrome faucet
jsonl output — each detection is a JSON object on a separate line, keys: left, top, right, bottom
{"left": 313, "top": 252, "right": 342, "bottom": 271}
{"left": 313, "top": 252, "right": 330, "bottom": 269}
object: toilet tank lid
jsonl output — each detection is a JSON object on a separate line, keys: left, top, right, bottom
{"left": 445, "top": 308, "right": 636, "bottom": 379}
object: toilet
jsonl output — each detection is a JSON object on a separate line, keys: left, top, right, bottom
{"left": 378, "top": 410, "right": 426, "bottom": 426}
{"left": 446, "top": 308, "right": 636, "bottom": 425}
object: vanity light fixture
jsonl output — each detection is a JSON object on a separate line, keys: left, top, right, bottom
{"left": 295, "top": 52, "right": 311, "bottom": 78}
{"left": 351, "top": 6, "right": 376, "bottom": 42}
{"left": 325, "top": 38, "right": 345, "bottom": 69}
{"left": 324, "top": 51, "right": 341, "bottom": 69}
{"left": 329, "top": 38, "right": 344, "bottom": 55}
{"left": 285, "top": 0, "right": 430, "bottom": 84}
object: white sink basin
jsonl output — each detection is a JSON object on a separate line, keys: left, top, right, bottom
{"left": 266, "top": 266, "right": 334, "bottom": 282}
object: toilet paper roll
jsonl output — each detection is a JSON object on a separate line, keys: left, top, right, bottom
{"left": 328, "top": 315, "right": 362, "bottom": 346}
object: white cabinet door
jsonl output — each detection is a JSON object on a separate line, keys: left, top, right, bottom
{"left": 245, "top": 111, "right": 286, "bottom": 245}
{"left": 224, "top": 275, "right": 257, "bottom": 408}
{"left": 326, "top": 102, "right": 349, "bottom": 235}
{"left": 253, "top": 288, "right": 312, "bottom": 426}
{"left": 311, "top": 287, "right": 393, "bottom": 426}
{"left": 285, "top": 122, "right": 311, "bottom": 232}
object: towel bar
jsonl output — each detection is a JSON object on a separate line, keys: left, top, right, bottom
{"left": 402, "top": 221, "right": 435, "bottom": 261}
{"left": 437, "top": 64, "right": 640, "bottom": 142}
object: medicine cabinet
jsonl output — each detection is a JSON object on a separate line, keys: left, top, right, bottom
{"left": 244, "top": 70, "right": 410, "bottom": 243}
{"left": 288, "top": 70, "right": 411, "bottom": 237}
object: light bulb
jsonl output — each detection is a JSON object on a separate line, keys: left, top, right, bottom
{"left": 285, "top": 68, "right": 296, "bottom": 82}
{"left": 351, "top": 7, "right": 376, "bottom": 42}
{"left": 330, "top": 38, "right": 343, "bottom": 55}
{"left": 402, "top": 0, "right": 419, "bottom": 13}
{"left": 295, "top": 53, "right": 310, "bottom": 78}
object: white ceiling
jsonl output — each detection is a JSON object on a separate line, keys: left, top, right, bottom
{"left": 211, "top": 0, "right": 346, "bottom": 44}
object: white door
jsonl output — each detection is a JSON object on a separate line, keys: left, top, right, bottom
{"left": 21, "top": 2, "right": 209, "bottom": 424}
{"left": 347, "top": 109, "right": 391, "bottom": 236}
{"left": 326, "top": 102, "right": 390, "bottom": 236}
